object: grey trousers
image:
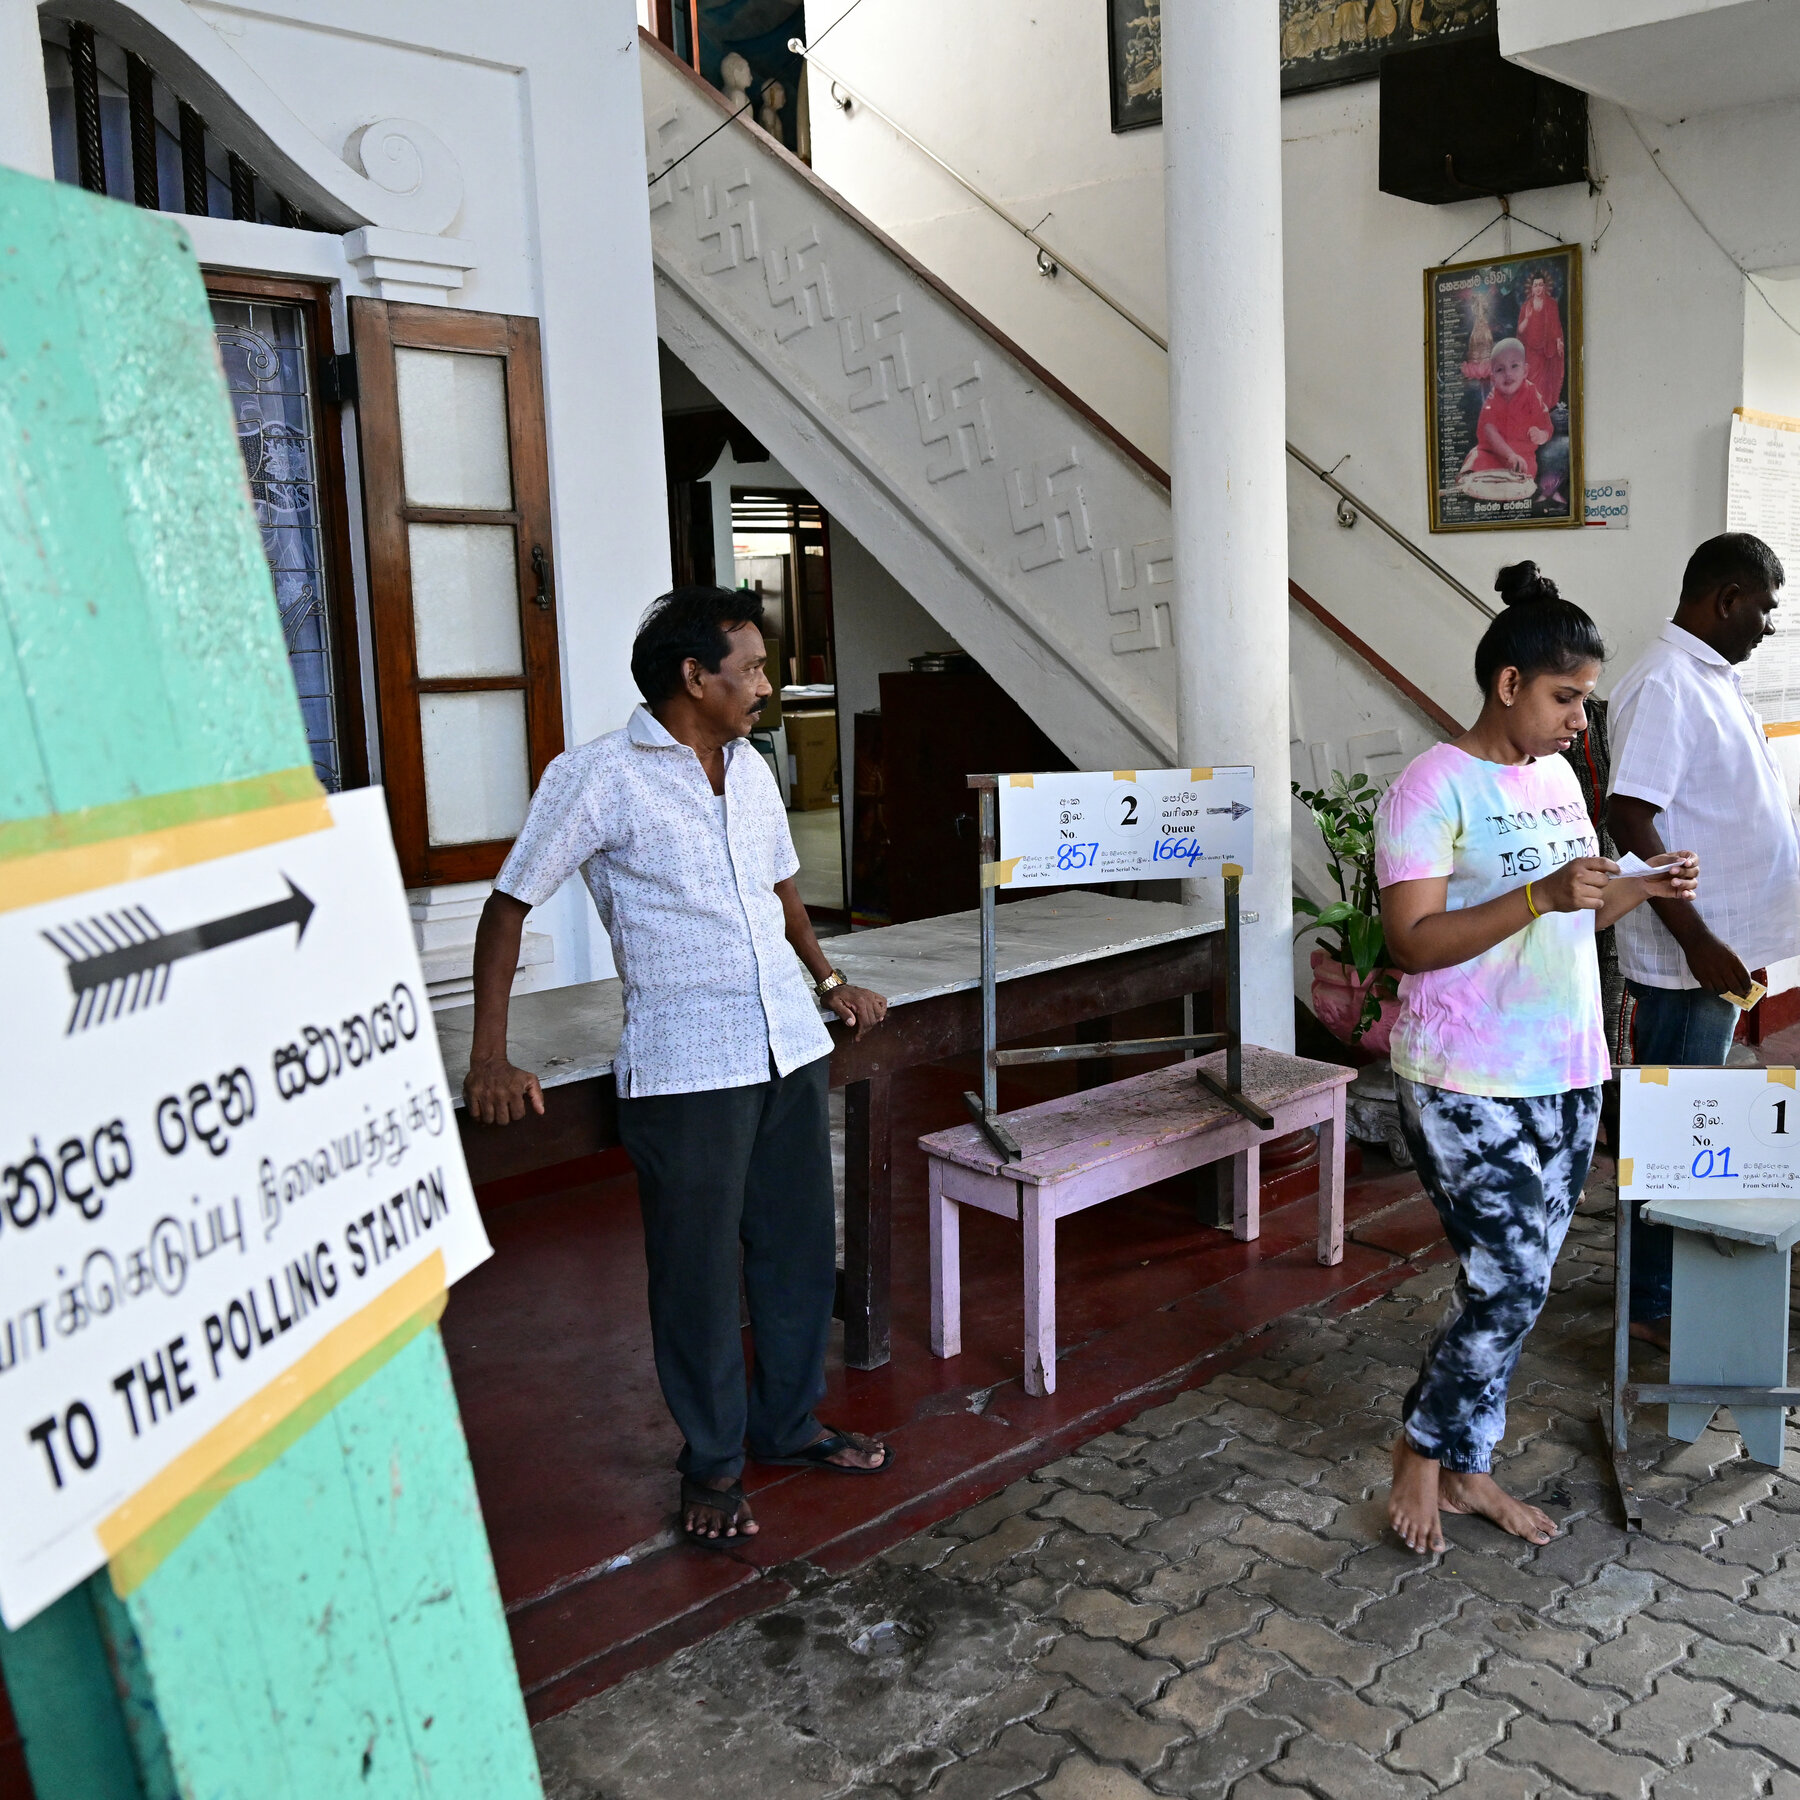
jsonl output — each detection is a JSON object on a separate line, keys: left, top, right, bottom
{"left": 617, "top": 1053, "right": 836, "bottom": 1482}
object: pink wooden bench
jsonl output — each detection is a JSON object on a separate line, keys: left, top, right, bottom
{"left": 920, "top": 1046, "right": 1356, "bottom": 1395}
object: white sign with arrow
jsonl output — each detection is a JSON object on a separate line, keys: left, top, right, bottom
{"left": 0, "top": 788, "right": 490, "bottom": 1626}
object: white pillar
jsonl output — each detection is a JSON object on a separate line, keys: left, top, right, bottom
{"left": 0, "top": 0, "right": 55, "bottom": 179}
{"left": 1162, "top": 2, "right": 1294, "bottom": 1052}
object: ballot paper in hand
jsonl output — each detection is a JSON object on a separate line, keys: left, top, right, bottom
{"left": 1611, "top": 851, "right": 1656, "bottom": 878}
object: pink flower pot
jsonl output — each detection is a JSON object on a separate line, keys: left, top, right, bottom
{"left": 1310, "top": 949, "right": 1401, "bottom": 1056}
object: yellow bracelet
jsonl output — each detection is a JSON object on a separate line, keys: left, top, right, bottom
{"left": 1525, "top": 880, "right": 1543, "bottom": 918}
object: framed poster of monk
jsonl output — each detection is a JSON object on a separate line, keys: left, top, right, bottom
{"left": 1425, "top": 245, "right": 1583, "bottom": 532}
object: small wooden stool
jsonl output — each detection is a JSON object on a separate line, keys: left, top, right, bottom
{"left": 920, "top": 1046, "right": 1354, "bottom": 1395}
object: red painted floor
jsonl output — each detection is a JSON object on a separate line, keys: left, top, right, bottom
{"left": 441, "top": 1018, "right": 1444, "bottom": 1722}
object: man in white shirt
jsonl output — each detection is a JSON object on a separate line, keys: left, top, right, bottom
{"left": 1607, "top": 532, "right": 1800, "bottom": 1332}
{"left": 463, "top": 587, "right": 892, "bottom": 1546}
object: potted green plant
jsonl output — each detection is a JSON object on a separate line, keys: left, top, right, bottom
{"left": 1292, "top": 771, "right": 1401, "bottom": 1051}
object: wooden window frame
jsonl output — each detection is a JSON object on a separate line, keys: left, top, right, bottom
{"left": 203, "top": 270, "right": 369, "bottom": 790}
{"left": 350, "top": 298, "right": 564, "bottom": 886}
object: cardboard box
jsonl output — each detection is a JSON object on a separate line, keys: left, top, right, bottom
{"left": 786, "top": 709, "right": 839, "bottom": 812}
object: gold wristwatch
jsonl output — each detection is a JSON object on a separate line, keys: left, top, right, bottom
{"left": 815, "top": 968, "right": 848, "bottom": 996}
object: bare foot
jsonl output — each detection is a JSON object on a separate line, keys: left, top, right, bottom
{"left": 1388, "top": 1436, "right": 1445, "bottom": 1553}
{"left": 1629, "top": 1317, "right": 1671, "bottom": 1351}
{"left": 1439, "top": 1469, "right": 1557, "bottom": 1545}
{"left": 683, "top": 1475, "right": 758, "bottom": 1541}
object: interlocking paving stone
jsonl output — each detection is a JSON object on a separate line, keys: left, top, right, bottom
{"left": 1034, "top": 1688, "right": 1187, "bottom": 1774}
{"left": 1648, "top": 1586, "right": 1792, "bottom": 1652}
{"left": 1719, "top": 1699, "right": 1800, "bottom": 1770}
{"left": 1607, "top": 1674, "right": 1732, "bottom": 1762}
{"left": 928, "top": 1724, "right": 1067, "bottom": 1800}
{"left": 1646, "top": 1736, "right": 1777, "bottom": 1800}
{"left": 1145, "top": 1705, "right": 1296, "bottom": 1798}
{"left": 1030, "top": 1531, "right": 1163, "bottom": 1595}
{"left": 1257, "top": 1670, "right": 1409, "bottom": 1754}
{"left": 1348, "top": 1575, "right": 1475, "bottom": 1650}
{"left": 1030, "top": 1752, "right": 1160, "bottom": 1800}
{"left": 1150, "top": 1642, "right": 1280, "bottom": 1735}
{"left": 1242, "top": 1560, "right": 1372, "bottom": 1626}
{"left": 1386, "top": 1689, "right": 1518, "bottom": 1785}
{"left": 1037, "top": 1634, "right": 1177, "bottom": 1708}
{"left": 1362, "top": 1631, "right": 1489, "bottom": 1716}
{"left": 1141, "top": 1588, "right": 1268, "bottom": 1667}
{"left": 535, "top": 1187, "right": 1800, "bottom": 1800}
{"left": 1578, "top": 1617, "right": 1693, "bottom": 1699}
{"left": 1681, "top": 1637, "right": 1800, "bottom": 1711}
{"left": 1233, "top": 1511, "right": 1354, "bottom": 1572}
{"left": 1491, "top": 1715, "right": 1662, "bottom": 1800}
{"left": 1479, "top": 1660, "right": 1616, "bottom": 1732}
{"left": 1261, "top": 1734, "right": 1432, "bottom": 1799}
{"left": 1050, "top": 1588, "right": 1168, "bottom": 1644}
{"left": 1037, "top": 1490, "right": 1158, "bottom": 1542}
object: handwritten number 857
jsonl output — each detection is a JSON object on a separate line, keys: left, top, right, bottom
{"left": 1056, "top": 842, "right": 1098, "bottom": 871}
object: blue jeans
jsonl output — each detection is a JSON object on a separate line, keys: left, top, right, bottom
{"left": 1624, "top": 981, "right": 1741, "bottom": 1321}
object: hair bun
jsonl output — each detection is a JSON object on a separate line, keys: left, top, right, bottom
{"left": 1495, "top": 560, "right": 1560, "bottom": 608}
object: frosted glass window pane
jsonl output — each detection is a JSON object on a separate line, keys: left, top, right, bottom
{"left": 409, "top": 523, "right": 523, "bottom": 678}
{"left": 395, "top": 347, "right": 513, "bottom": 509}
{"left": 421, "top": 691, "right": 530, "bottom": 845}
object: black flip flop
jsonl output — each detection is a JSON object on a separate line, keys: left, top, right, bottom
{"left": 757, "top": 1427, "right": 894, "bottom": 1474}
{"left": 679, "top": 1475, "right": 755, "bottom": 1548}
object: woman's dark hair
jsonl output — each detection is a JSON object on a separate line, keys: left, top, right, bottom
{"left": 630, "top": 585, "right": 767, "bottom": 704}
{"left": 1472, "top": 562, "right": 1606, "bottom": 695}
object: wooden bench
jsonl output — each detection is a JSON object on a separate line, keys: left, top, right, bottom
{"left": 920, "top": 1046, "right": 1356, "bottom": 1395}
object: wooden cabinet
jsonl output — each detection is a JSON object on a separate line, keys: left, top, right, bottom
{"left": 877, "top": 668, "right": 1071, "bottom": 923}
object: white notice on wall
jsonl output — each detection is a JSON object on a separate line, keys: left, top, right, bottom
{"left": 1727, "top": 409, "right": 1800, "bottom": 723}
{"left": 1619, "top": 1065, "right": 1800, "bottom": 1202}
{"left": 0, "top": 788, "right": 490, "bottom": 1628}
{"left": 995, "top": 767, "right": 1255, "bottom": 888}
{"left": 1582, "top": 478, "right": 1629, "bottom": 528}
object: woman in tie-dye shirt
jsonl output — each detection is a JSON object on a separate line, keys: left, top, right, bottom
{"left": 1376, "top": 562, "right": 1700, "bottom": 1555}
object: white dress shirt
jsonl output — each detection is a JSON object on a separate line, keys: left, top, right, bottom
{"left": 1607, "top": 621, "right": 1800, "bottom": 988}
{"left": 495, "top": 706, "right": 832, "bottom": 1096}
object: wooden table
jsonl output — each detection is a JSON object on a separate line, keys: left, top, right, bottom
{"left": 442, "top": 893, "right": 1225, "bottom": 1368}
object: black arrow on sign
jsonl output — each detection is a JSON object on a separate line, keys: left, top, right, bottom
{"left": 43, "top": 877, "right": 316, "bottom": 1032}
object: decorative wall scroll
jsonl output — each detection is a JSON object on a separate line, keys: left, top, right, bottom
{"left": 1425, "top": 244, "right": 1583, "bottom": 533}
{"left": 1008, "top": 452, "right": 1093, "bottom": 571}
{"left": 915, "top": 362, "right": 996, "bottom": 481}
{"left": 1280, "top": 0, "right": 1493, "bottom": 96}
{"left": 1104, "top": 539, "right": 1174, "bottom": 653}
{"left": 1106, "top": 0, "right": 1162, "bottom": 133}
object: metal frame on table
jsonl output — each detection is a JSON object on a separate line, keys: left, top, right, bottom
{"left": 963, "top": 775, "right": 1275, "bottom": 1162}
{"left": 1601, "top": 1177, "right": 1800, "bottom": 1528}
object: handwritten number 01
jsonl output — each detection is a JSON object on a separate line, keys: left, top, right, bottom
{"left": 1691, "top": 1147, "right": 1737, "bottom": 1178}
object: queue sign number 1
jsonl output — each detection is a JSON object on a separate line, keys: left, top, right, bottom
{"left": 1619, "top": 1066, "right": 1800, "bottom": 1202}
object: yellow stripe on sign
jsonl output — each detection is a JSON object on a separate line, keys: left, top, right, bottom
{"left": 0, "top": 794, "right": 332, "bottom": 913}
{"left": 1113, "top": 770, "right": 1137, "bottom": 782}
{"left": 1190, "top": 768, "right": 1213, "bottom": 781}
{"left": 1222, "top": 863, "right": 1244, "bottom": 882}
{"left": 1765, "top": 722, "right": 1800, "bottom": 738}
{"left": 981, "top": 857, "right": 1021, "bottom": 887}
{"left": 1008, "top": 773, "right": 1035, "bottom": 788}
{"left": 1771, "top": 1068, "right": 1798, "bottom": 1089}
{"left": 100, "top": 1253, "right": 446, "bottom": 1571}
{"left": 1617, "top": 1158, "right": 1634, "bottom": 1187}
{"left": 1637, "top": 1067, "right": 1670, "bottom": 1086}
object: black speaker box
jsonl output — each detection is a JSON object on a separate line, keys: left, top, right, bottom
{"left": 1379, "top": 32, "right": 1588, "bottom": 206}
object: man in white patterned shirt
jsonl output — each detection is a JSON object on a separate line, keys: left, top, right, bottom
{"left": 464, "top": 587, "right": 892, "bottom": 1545}
{"left": 1607, "top": 532, "right": 1800, "bottom": 1335}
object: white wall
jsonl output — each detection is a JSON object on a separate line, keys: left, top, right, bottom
{"left": 808, "top": 7, "right": 1771, "bottom": 722}
{"left": 4, "top": 0, "right": 670, "bottom": 988}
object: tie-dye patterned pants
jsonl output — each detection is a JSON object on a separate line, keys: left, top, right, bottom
{"left": 1394, "top": 1079, "right": 1602, "bottom": 1473}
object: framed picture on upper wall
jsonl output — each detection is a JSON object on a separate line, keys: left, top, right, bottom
{"left": 1425, "top": 245, "right": 1583, "bottom": 532}
{"left": 1280, "top": 0, "right": 1493, "bottom": 96}
{"left": 1107, "top": 0, "right": 1162, "bottom": 132}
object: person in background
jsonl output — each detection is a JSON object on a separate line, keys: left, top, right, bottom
{"left": 1378, "top": 562, "right": 1698, "bottom": 1553}
{"left": 1606, "top": 532, "right": 1800, "bottom": 1344}
{"left": 463, "top": 587, "right": 893, "bottom": 1547}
